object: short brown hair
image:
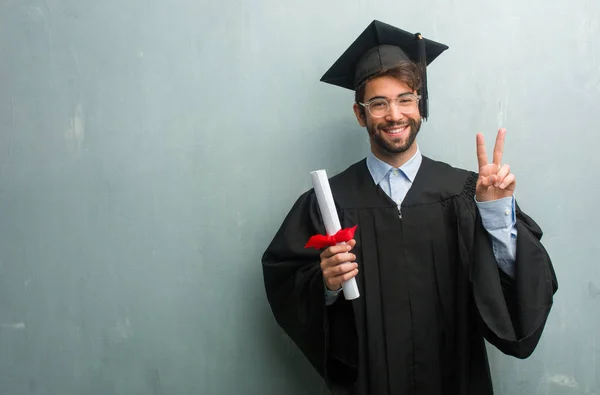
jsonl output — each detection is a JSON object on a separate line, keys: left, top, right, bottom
{"left": 354, "top": 61, "right": 423, "bottom": 114}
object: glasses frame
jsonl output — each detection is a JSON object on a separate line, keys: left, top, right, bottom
{"left": 359, "top": 93, "right": 422, "bottom": 118}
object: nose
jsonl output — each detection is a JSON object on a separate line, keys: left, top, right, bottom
{"left": 385, "top": 101, "right": 405, "bottom": 122}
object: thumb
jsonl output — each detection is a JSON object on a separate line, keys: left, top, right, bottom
{"left": 479, "top": 174, "right": 497, "bottom": 188}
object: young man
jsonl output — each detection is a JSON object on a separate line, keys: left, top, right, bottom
{"left": 262, "top": 20, "right": 557, "bottom": 395}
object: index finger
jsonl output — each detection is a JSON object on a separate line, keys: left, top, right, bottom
{"left": 493, "top": 128, "right": 506, "bottom": 166}
{"left": 320, "top": 240, "right": 354, "bottom": 259}
{"left": 476, "top": 133, "right": 488, "bottom": 169}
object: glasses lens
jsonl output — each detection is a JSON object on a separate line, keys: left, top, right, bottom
{"left": 368, "top": 99, "right": 389, "bottom": 117}
{"left": 397, "top": 95, "right": 418, "bottom": 113}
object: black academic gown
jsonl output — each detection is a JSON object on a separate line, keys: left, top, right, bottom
{"left": 262, "top": 156, "right": 558, "bottom": 395}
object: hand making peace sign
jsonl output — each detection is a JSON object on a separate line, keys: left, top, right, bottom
{"left": 476, "top": 128, "right": 516, "bottom": 202}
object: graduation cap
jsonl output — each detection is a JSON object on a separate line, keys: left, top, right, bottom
{"left": 320, "top": 20, "right": 449, "bottom": 119}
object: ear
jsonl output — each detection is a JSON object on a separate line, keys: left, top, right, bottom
{"left": 353, "top": 103, "right": 367, "bottom": 127}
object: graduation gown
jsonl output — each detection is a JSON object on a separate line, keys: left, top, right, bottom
{"left": 262, "top": 156, "right": 558, "bottom": 395}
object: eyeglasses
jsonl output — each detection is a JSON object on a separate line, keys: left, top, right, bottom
{"left": 359, "top": 93, "right": 421, "bottom": 118}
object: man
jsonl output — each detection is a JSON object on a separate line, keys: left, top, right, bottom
{"left": 262, "top": 20, "right": 557, "bottom": 395}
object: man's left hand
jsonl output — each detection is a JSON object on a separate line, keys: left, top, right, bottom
{"left": 475, "top": 128, "right": 516, "bottom": 202}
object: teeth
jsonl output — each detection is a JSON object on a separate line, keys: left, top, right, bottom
{"left": 385, "top": 126, "right": 407, "bottom": 134}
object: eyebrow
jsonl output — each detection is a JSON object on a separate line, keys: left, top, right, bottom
{"left": 365, "top": 91, "right": 413, "bottom": 102}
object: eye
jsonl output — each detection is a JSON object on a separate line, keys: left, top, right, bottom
{"left": 370, "top": 100, "right": 387, "bottom": 109}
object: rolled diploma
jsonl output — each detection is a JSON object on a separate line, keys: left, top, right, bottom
{"left": 310, "top": 170, "right": 360, "bottom": 300}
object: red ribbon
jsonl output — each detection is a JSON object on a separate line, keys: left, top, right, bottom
{"left": 304, "top": 225, "right": 358, "bottom": 249}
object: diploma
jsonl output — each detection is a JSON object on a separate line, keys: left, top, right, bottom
{"left": 310, "top": 170, "right": 360, "bottom": 300}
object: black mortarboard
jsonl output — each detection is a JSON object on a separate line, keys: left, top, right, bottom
{"left": 320, "top": 20, "right": 449, "bottom": 119}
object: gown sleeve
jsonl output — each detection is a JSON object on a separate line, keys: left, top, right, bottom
{"left": 261, "top": 190, "right": 358, "bottom": 390}
{"left": 456, "top": 172, "right": 558, "bottom": 358}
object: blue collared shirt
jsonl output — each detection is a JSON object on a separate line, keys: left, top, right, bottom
{"left": 326, "top": 148, "right": 517, "bottom": 303}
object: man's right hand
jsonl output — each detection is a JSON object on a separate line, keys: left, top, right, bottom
{"left": 320, "top": 239, "right": 359, "bottom": 291}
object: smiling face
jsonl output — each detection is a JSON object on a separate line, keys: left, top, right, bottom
{"left": 353, "top": 75, "right": 422, "bottom": 167}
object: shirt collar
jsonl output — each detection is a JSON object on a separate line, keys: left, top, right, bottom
{"left": 366, "top": 146, "right": 422, "bottom": 185}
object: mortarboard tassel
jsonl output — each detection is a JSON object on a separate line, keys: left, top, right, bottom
{"left": 416, "top": 33, "right": 428, "bottom": 120}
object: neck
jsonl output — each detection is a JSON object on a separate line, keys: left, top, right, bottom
{"left": 371, "top": 141, "right": 418, "bottom": 168}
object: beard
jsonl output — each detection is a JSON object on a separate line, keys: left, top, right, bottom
{"left": 367, "top": 117, "right": 421, "bottom": 155}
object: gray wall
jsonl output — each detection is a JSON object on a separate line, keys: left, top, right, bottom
{"left": 0, "top": 0, "right": 597, "bottom": 394}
